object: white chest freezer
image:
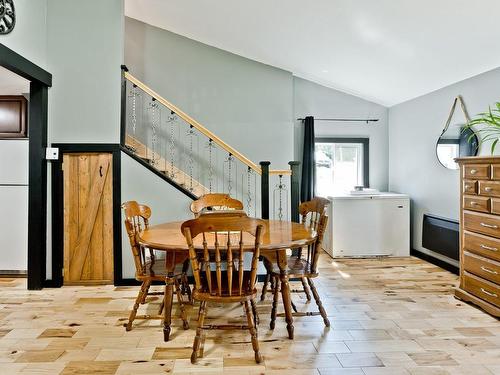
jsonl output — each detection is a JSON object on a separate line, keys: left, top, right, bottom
{"left": 323, "top": 192, "right": 410, "bottom": 258}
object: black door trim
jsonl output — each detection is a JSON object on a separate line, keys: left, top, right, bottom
{"left": 0, "top": 44, "right": 52, "bottom": 86}
{"left": 0, "top": 43, "right": 52, "bottom": 290}
{"left": 50, "top": 144, "right": 122, "bottom": 287}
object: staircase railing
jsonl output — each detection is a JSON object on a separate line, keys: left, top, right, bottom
{"left": 120, "top": 66, "right": 300, "bottom": 221}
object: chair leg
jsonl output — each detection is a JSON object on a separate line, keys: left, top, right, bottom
{"left": 191, "top": 301, "right": 207, "bottom": 364}
{"left": 244, "top": 300, "right": 262, "bottom": 364}
{"left": 126, "top": 281, "right": 148, "bottom": 331}
{"left": 307, "top": 277, "right": 330, "bottom": 327}
{"left": 140, "top": 280, "right": 151, "bottom": 304}
{"left": 301, "top": 277, "right": 312, "bottom": 301}
{"left": 250, "top": 298, "right": 259, "bottom": 326}
{"left": 181, "top": 259, "right": 192, "bottom": 303}
{"left": 270, "top": 276, "right": 280, "bottom": 330}
{"left": 174, "top": 278, "right": 189, "bottom": 330}
{"left": 260, "top": 259, "right": 273, "bottom": 301}
{"left": 260, "top": 272, "right": 271, "bottom": 301}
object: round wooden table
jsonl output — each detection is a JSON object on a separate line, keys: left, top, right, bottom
{"left": 137, "top": 219, "right": 316, "bottom": 340}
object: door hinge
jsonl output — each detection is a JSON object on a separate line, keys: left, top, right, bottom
{"left": 61, "top": 268, "right": 65, "bottom": 277}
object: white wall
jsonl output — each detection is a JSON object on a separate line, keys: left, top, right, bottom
{"left": 293, "top": 77, "right": 389, "bottom": 191}
{"left": 389, "top": 67, "right": 500, "bottom": 264}
{"left": 125, "top": 17, "right": 294, "bottom": 169}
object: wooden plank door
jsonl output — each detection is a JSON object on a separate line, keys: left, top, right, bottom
{"left": 63, "top": 153, "right": 114, "bottom": 285}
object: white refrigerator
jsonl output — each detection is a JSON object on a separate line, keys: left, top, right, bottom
{"left": 323, "top": 192, "right": 410, "bottom": 258}
{"left": 0, "top": 140, "right": 29, "bottom": 272}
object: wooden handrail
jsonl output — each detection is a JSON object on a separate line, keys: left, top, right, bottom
{"left": 125, "top": 72, "right": 262, "bottom": 174}
{"left": 269, "top": 169, "right": 292, "bottom": 176}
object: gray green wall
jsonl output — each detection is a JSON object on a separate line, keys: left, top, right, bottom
{"left": 124, "top": 16, "right": 390, "bottom": 184}
{"left": 1, "top": 0, "right": 125, "bottom": 279}
{"left": 125, "top": 17, "right": 294, "bottom": 169}
{"left": 46, "top": 0, "right": 124, "bottom": 144}
{"left": 1, "top": 0, "right": 47, "bottom": 68}
{"left": 389, "top": 67, "right": 500, "bottom": 265}
{"left": 294, "top": 77, "right": 389, "bottom": 191}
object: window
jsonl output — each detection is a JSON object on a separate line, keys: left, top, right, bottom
{"left": 315, "top": 138, "right": 369, "bottom": 196}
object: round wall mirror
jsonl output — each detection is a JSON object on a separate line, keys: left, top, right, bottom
{"left": 436, "top": 124, "right": 479, "bottom": 170}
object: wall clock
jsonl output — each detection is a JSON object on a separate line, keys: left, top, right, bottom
{"left": 0, "top": 0, "right": 15, "bottom": 35}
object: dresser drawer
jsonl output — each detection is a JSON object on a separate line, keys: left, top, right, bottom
{"left": 463, "top": 180, "right": 478, "bottom": 194}
{"left": 463, "top": 195, "right": 490, "bottom": 213}
{"left": 464, "top": 164, "right": 490, "bottom": 180}
{"left": 491, "top": 199, "right": 500, "bottom": 215}
{"left": 491, "top": 164, "right": 500, "bottom": 180}
{"left": 464, "top": 231, "right": 500, "bottom": 262}
{"left": 463, "top": 251, "right": 500, "bottom": 284}
{"left": 464, "top": 211, "right": 500, "bottom": 238}
{"left": 463, "top": 272, "right": 500, "bottom": 307}
{"left": 478, "top": 181, "right": 500, "bottom": 197}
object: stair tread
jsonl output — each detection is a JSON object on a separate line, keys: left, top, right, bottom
{"left": 125, "top": 135, "right": 208, "bottom": 197}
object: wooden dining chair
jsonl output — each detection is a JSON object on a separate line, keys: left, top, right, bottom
{"left": 269, "top": 213, "right": 330, "bottom": 329}
{"left": 182, "top": 214, "right": 265, "bottom": 364}
{"left": 190, "top": 193, "right": 244, "bottom": 217}
{"left": 261, "top": 196, "right": 330, "bottom": 301}
{"left": 122, "top": 201, "right": 189, "bottom": 332}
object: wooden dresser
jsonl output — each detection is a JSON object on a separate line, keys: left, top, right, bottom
{"left": 456, "top": 156, "right": 500, "bottom": 317}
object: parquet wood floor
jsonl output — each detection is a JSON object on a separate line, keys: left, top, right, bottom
{"left": 1, "top": 255, "right": 499, "bottom": 374}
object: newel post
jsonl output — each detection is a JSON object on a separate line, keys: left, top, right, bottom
{"left": 120, "top": 65, "right": 128, "bottom": 146}
{"left": 260, "top": 161, "right": 271, "bottom": 219}
{"left": 289, "top": 161, "right": 301, "bottom": 222}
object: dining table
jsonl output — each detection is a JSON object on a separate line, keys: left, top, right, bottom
{"left": 137, "top": 218, "right": 317, "bottom": 341}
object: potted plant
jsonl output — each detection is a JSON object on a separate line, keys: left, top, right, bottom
{"left": 465, "top": 101, "right": 500, "bottom": 154}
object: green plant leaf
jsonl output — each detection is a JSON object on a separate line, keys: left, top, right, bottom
{"left": 492, "top": 138, "right": 499, "bottom": 155}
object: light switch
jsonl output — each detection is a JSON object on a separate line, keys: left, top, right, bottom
{"left": 45, "top": 147, "right": 59, "bottom": 160}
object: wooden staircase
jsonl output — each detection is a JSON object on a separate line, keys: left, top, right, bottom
{"left": 124, "top": 134, "right": 209, "bottom": 198}
{"left": 120, "top": 66, "right": 300, "bottom": 221}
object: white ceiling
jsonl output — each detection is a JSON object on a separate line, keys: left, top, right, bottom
{"left": 0, "top": 66, "right": 30, "bottom": 95}
{"left": 125, "top": 0, "right": 500, "bottom": 107}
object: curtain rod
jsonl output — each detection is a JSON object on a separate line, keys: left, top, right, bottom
{"left": 297, "top": 118, "right": 379, "bottom": 123}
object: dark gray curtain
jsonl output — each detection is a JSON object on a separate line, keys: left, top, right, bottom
{"left": 301, "top": 116, "right": 315, "bottom": 202}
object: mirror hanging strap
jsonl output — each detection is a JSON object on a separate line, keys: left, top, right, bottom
{"left": 441, "top": 95, "right": 471, "bottom": 136}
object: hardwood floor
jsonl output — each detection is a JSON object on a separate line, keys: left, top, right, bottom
{"left": 1, "top": 255, "right": 499, "bottom": 374}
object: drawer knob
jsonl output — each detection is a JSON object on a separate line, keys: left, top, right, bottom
{"left": 465, "top": 184, "right": 470, "bottom": 189}
{"left": 480, "top": 288, "right": 498, "bottom": 298}
{"left": 470, "top": 169, "right": 477, "bottom": 174}
{"left": 470, "top": 201, "right": 478, "bottom": 206}
{"left": 485, "top": 187, "right": 492, "bottom": 192}
{"left": 480, "top": 266, "right": 498, "bottom": 275}
{"left": 480, "top": 244, "right": 498, "bottom": 252}
{"left": 480, "top": 222, "right": 498, "bottom": 229}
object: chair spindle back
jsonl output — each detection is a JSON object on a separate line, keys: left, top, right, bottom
{"left": 122, "top": 201, "right": 152, "bottom": 276}
{"left": 299, "top": 196, "right": 329, "bottom": 231}
{"left": 182, "top": 215, "right": 265, "bottom": 297}
{"left": 309, "top": 214, "right": 328, "bottom": 273}
{"left": 190, "top": 193, "right": 244, "bottom": 217}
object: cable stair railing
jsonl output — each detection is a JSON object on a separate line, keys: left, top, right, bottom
{"left": 120, "top": 66, "right": 301, "bottom": 221}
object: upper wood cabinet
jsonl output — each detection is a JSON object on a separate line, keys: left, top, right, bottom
{"left": 0, "top": 96, "right": 27, "bottom": 138}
